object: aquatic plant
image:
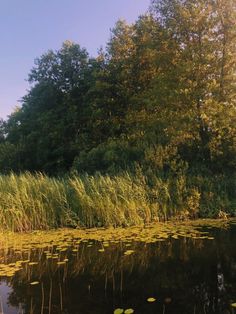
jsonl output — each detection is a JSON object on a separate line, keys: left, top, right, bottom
{"left": 0, "top": 219, "right": 234, "bottom": 313}
{"left": 0, "top": 172, "right": 234, "bottom": 231}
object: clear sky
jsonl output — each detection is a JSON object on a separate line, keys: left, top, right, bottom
{"left": 0, "top": 0, "right": 150, "bottom": 120}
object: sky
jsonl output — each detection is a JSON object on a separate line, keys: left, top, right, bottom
{"left": 0, "top": 0, "right": 150, "bottom": 120}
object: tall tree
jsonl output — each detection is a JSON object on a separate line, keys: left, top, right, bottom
{"left": 150, "top": 0, "right": 236, "bottom": 170}
{"left": 4, "top": 42, "right": 97, "bottom": 173}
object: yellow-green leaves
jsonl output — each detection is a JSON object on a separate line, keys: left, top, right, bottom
{"left": 30, "top": 281, "right": 39, "bottom": 285}
{"left": 124, "top": 309, "right": 134, "bottom": 313}
{"left": 114, "top": 308, "right": 134, "bottom": 313}
{"left": 114, "top": 309, "right": 124, "bottom": 314}
{"left": 124, "top": 250, "right": 135, "bottom": 256}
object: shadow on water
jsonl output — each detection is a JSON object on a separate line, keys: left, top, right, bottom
{"left": 0, "top": 221, "right": 236, "bottom": 313}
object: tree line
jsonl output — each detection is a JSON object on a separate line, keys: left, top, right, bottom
{"left": 0, "top": 0, "right": 235, "bottom": 177}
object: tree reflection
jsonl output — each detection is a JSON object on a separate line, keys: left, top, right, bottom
{"left": 0, "top": 227, "right": 236, "bottom": 313}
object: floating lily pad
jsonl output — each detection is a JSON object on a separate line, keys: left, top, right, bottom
{"left": 30, "top": 281, "right": 39, "bottom": 285}
{"left": 124, "top": 250, "right": 135, "bottom": 256}
{"left": 124, "top": 309, "right": 134, "bottom": 313}
{"left": 114, "top": 308, "right": 124, "bottom": 314}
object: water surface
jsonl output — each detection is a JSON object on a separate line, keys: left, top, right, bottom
{"left": 0, "top": 220, "right": 236, "bottom": 314}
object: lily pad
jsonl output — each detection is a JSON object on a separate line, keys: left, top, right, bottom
{"left": 124, "top": 250, "right": 135, "bottom": 256}
{"left": 30, "top": 281, "right": 39, "bottom": 285}
{"left": 114, "top": 308, "right": 124, "bottom": 314}
{"left": 124, "top": 309, "right": 134, "bottom": 313}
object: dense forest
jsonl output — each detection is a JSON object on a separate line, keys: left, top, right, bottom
{"left": 0, "top": 0, "right": 235, "bottom": 227}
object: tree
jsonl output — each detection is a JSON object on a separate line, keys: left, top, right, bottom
{"left": 1, "top": 2, "right": 236, "bottom": 175}
{"left": 0, "top": 119, "right": 5, "bottom": 144}
{"left": 149, "top": 0, "right": 236, "bottom": 170}
{"left": 4, "top": 42, "right": 97, "bottom": 173}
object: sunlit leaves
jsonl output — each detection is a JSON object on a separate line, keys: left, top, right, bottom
{"left": 124, "top": 250, "right": 135, "bottom": 256}
{"left": 124, "top": 309, "right": 134, "bottom": 314}
{"left": 0, "top": 219, "right": 232, "bottom": 279}
{"left": 114, "top": 308, "right": 124, "bottom": 314}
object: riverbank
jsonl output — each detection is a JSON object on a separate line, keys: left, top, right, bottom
{"left": 0, "top": 172, "right": 235, "bottom": 232}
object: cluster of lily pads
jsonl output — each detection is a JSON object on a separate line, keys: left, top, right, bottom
{"left": 114, "top": 301, "right": 153, "bottom": 314}
{"left": 0, "top": 219, "right": 232, "bottom": 280}
{"left": 114, "top": 309, "right": 134, "bottom": 314}
{"left": 0, "top": 219, "right": 235, "bottom": 313}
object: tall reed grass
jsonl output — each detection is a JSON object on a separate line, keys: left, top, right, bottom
{"left": 0, "top": 173, "right": 71, "bottom": 231}
{"left": 0, "top": 172, "right": 234, "bottom": 231}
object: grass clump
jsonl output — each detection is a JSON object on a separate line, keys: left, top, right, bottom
{"left": 69, "top": 173, "right": 155, "bottom": 227}
{"left": 0, "top": 171, "right": 234, "bottom": 231}
{"left": 0, "top": 172, "right": 71, "bottom": 231}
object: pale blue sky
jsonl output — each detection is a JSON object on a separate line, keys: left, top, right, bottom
{"left": 0, "top": 0, "right": 150, "bottom": 120}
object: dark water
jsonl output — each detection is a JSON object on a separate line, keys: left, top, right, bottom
{"left": 1, "top": 224, "right": 236, "bottom": 314}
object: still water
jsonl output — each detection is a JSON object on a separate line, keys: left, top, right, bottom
{"left": 0, "top": 221, "right": 236, "bottom": 314}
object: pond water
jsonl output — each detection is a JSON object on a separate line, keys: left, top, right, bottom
{"left": 0, "top": 220, "right": 236, "bottom": 314}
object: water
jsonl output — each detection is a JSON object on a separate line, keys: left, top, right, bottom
{"left": 0, "top": 221, "right": 236, "bottom": 314}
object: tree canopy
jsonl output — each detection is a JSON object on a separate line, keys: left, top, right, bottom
{"left": 0, "top": 0, "right": 235, "bottom": 176}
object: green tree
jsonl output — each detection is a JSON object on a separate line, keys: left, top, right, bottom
{"left": 4, "top": 42, "right": 97, "bottom": 173}
{"left": 150, "top": 0, "right": 236, "bottom": 171}
{"left": 0, "top": 119, "right": 5, "bottom": 144}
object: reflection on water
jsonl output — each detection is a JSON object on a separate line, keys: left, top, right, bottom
{"left": 0, "top": 221, "right": 236, "bottom": 313}
{"left": 0, "top": 282, "right": 19, "bottom": 314}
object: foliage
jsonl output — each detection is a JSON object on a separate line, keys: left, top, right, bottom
{"left": 0, "top": 172, "right": 234, "bottom": 231}
{"left": 0, "top": 0, "right": 235, "bottom": 223}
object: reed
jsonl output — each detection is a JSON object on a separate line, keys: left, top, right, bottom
{"left": 0, "top": 171, "right": 234, "bottom": 231}
{"left": 69, "top": 173, "right": 155, "bottom": 227}
{"left": 0, "top": 172, "right": 70, "bottom": 231}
